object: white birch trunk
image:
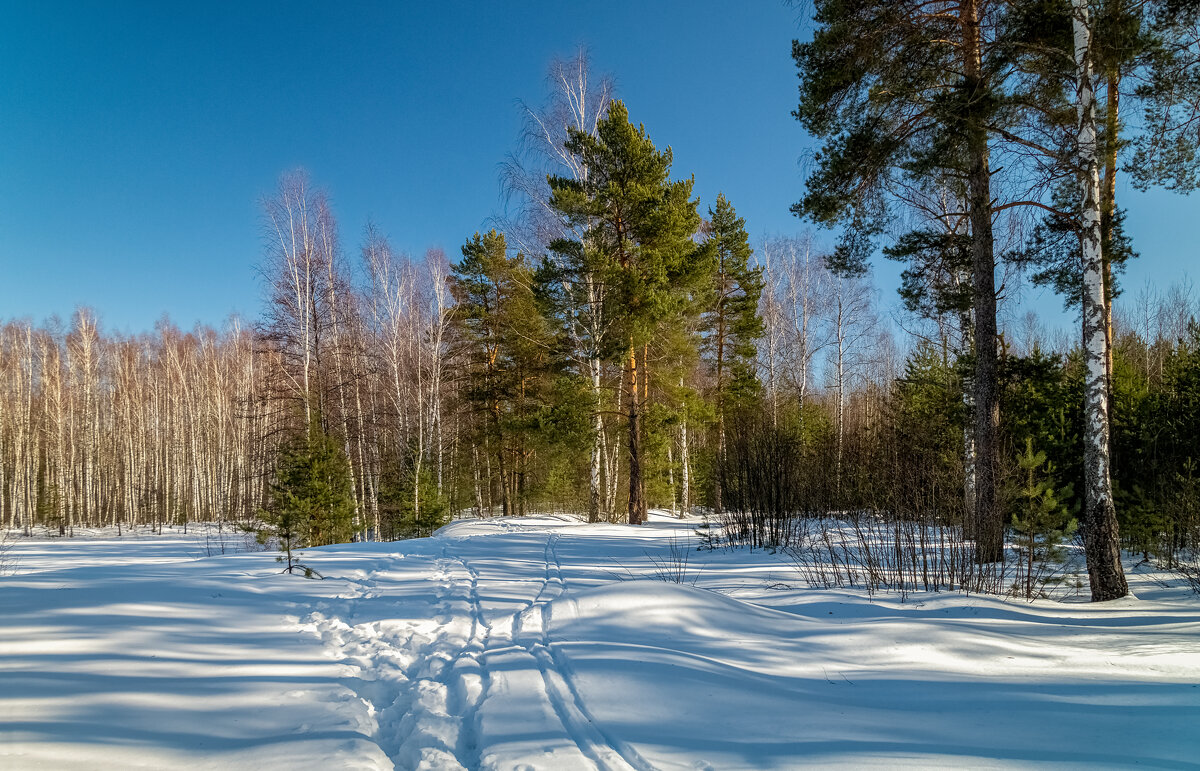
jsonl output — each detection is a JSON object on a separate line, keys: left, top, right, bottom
{"left": 680, "top": 415, "right": 690, "bottom": 516}
{"left": 589, "top": 358, "right": 603, "bottom": 522}
{"left": 1072, "top": 0, "right": 1129, "bottom": 601}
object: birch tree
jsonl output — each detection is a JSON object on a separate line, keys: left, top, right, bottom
{"left": 765, "top": 235, "right": 834, "bottom": 423}
{"left": 506, "top": 49, "right": 616, "bottom": 522}
{"left": 1072, "top": 0, "right": 1130, "bottom": 600}
{"left": 826, "top": 272, "right": 878, "bottom": 501}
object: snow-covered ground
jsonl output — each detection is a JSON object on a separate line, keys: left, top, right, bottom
{"left": 2, "top": 514, "right": 1199, "bottom": 769}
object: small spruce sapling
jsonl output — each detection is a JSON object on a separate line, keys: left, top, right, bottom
{"left": 1010, "top": 438, "right": 1078, "bottom": 599}
{"left": 257, "top": 424, "right": 353, "bottom": 579}
{"left": 257, "top": 488, "right": 318, "bottom": 578}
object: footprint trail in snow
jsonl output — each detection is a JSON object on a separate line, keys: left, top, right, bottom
{"left": 301, "top": 527, "right": 639, "bottom": 771}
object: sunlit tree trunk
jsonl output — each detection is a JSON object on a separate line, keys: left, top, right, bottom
{"left": 1072, "top": 0, "right": 1129, "bottom": 600}
{"left": 626, "top": 343, "right": 647, "bottom": 525}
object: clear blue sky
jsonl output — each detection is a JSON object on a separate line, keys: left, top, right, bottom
{"left": 0, "top": 1, "right": 1193, "bottom": 335}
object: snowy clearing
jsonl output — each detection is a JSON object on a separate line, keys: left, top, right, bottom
{"left": 2, "top": 514, "right": 1199, "bottom": 769}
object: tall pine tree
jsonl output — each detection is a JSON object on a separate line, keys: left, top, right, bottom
{"left": 548, "top": 100, "right": 711, "bottom": 525}
{"left": 793, "top": 0, "right": 1008, "bottom": 561}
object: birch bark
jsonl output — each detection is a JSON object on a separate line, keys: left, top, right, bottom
{"left": 1072, "top": 0, "right": 1129, "bottom": 600}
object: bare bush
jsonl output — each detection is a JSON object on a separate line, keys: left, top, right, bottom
{"left": 646, "top": 534, "right": 702, "bottom": 585}
{"left": 0, "top": 529, "right": 18, "bottom": 576}
{"left": 717, "top": 411, "right": 815, "bottom": 550}
{"left": 787, "top": 516, "right": 1011, "bottom": 598}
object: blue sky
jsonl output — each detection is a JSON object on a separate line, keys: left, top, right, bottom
{"left": 0, "top": 1, "right": 1194, "bottom": 335}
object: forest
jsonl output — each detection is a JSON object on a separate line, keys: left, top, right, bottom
{"left": 3, "top": 1, "right": 1200, "bottom": 607}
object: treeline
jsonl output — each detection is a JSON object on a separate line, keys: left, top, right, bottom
{"left": 0, "top": 206, "right": 458, "bottom": 541}
{"left": 2, "top": 239, "right": 1194, "bottom": 570}
{"left": 0, "top": 316, "right": 269, "bottom": 533}
{"left": 3, "top": 18, "right": 1200, "bottom": 603}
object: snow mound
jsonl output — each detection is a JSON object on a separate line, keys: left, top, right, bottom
{"left": 533, "top": 580, "right": 1200, "bottom": 769}
{"left": 435, "top": 514, "right": 582, "bottom": 539}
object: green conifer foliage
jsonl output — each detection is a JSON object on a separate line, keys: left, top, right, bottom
{"left": 1112, "top": 324, "right": 1200, "bottom": 562}
{"left": 891, "top": 342, "right": 967, "bottom": 522}
{"left": 451, "top": 229, "right": 554, "bottom": 517}
{"left": 259, "top": 420, "right": 355, "bottom": 576}
{"left": 379, "top": 451, "right": 448, "bottom": 540}
{"left": 704, "top": 194, "right": 765, "bottom": 410}
{"left": 702, "top": 194, "right": 764, "bottom": 514}
{"left": 547, "top": 100, "right": 711, "bottom": 524}
{"left": 1009, "top": 438, "right": 1078, "bottom": 599}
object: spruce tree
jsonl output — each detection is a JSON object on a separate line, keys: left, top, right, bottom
{"left": 892, "top": 341, "right": 969, "bottom": 523}
{"left": 259, "top": 419, "right": 355, "bottom": 575}
{"left": 702, "top": 194, "right": 764, "bottom": 516}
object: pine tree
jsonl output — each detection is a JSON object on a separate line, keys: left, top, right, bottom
{"left": 1001, "top": 0, "right": 1200, "bottom": 599}
{"left": 981, "top": 0, "right": 1173, "bottom": 599}
{"left": 793, "top": 0, "right": 1007, "bottom": 562}
{"left": 548, "top": 100, "right": 711, "bottom": 525}
{"left": 702, "top": 194, "right": 764, "bottom": 516}
{"left": 1003, "top": 0, "right": 1168, "bottom": 405}
{"left": 1010, "top": 438, "right": 1078, "bottom": 599}
{"left": 451, "top": 230, "right": 553, "bottom": 518}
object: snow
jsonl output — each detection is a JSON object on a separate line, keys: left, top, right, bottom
{"left": 2, "top": 514, "right": 1199, "bottom": 769}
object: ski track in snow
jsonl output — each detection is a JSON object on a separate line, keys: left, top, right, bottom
{"left": 500, "top": 533, "right": 649, "bottom": 771}
{"left": 301, "top": 529, "right": 645, "bottom": 771}
{"left": 294, "top": 520, "right": 1200, "bottom": 771}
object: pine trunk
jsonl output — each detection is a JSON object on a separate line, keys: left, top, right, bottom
{"left": 626, "top": 343, "right": 647, "bottom": 525}
{"left": 963, "top": 0, "right": 1003, "bottom": 564}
